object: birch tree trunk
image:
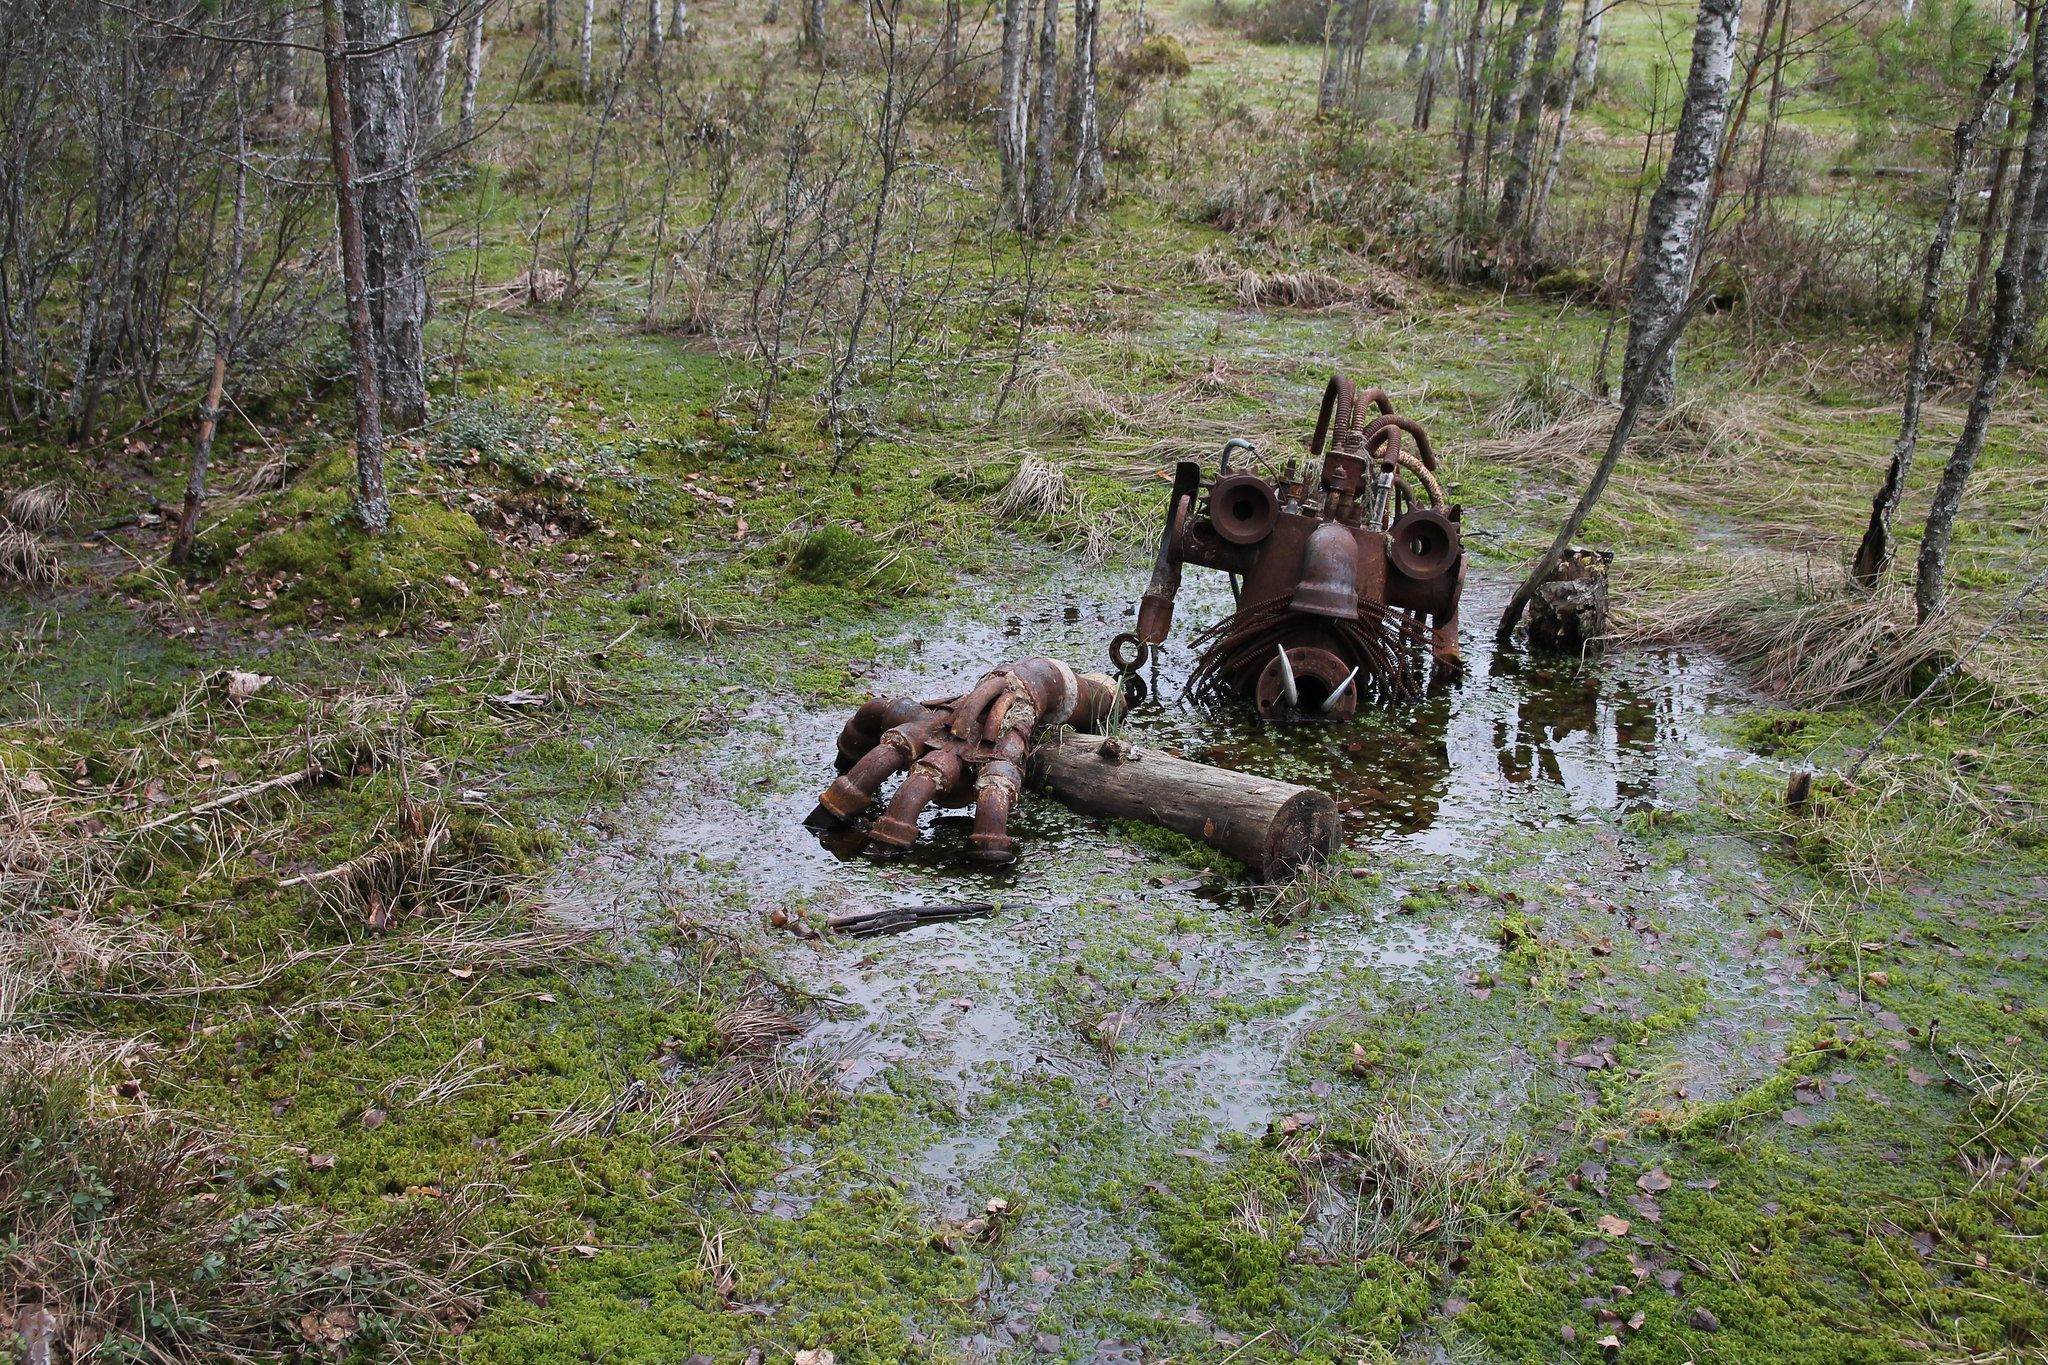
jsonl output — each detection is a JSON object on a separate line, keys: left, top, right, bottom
{"left": 1915, "top": 9, "right": 2048, "bottom": 623}
{"left": 1028, "top": 0, "right": 1059, "bottom": 232}
{"left": 580, "top": 0, "right": 596, "bottom": 93}
{"left": 648, "top": 0, "right": 664, "bottom": 63}
{"left": 1621, "top": 0, "right": 1741, "bottom": 408}
{"left": 1406, "top": 0, "right": 1433, "bottom": 68}
{"left": 268, "top": 5, "right": 299, "bottom": 115}
{"left": 1496, "top": 0, "right": 1564, "bottom": 229}
{"left": 1529, "top": 0, "right": 1598, "bottom": 247}
{"left": 417, "top": 0, "right": 459, "bottom": 143}
{"left": 459, "top": 6, "right": 485, "bottom": 141}
{"left": 343, "top": 0, "right": 431, "bottom": 430}
{"left": 671, "top": 0, "right": 687, "bottom": 38}
{"left": 1488, "top": 0, "right": 1541, "bottom": 155}
{"left": 996, "top": 0, "right": 1030, "bottom": 223}
{"left": 1069, "top": 0, "right": 1105, "bottom": 210}
{"left": 543, "top": 0, "right": 558, "bottom": 51}
{"left": 1412, "top": 0, "right": 1453, "bottom": 128}
{"left": 944, "top": 0, "right": 961, "bottom": 85}
{"left": 1850, "top": 29, "right": 2026, "bottom": 588}
{"left": 801, "top": 0, "right": 826, "bottom": 53}
{"left": 321, "top": 0, "right": 391, "bottom": 532}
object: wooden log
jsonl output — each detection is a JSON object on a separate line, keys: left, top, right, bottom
{"left": 1029, "top": 732, "right": 1339, "bottom": 878}
{"left": 1527, "top": 546, "right": 1612, "bottom": 655}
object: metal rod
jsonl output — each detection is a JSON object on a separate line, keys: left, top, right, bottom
{"left": 1274, "top": 645, "right": 1298, "bottom": 709}
{"left": 1320, "top": 667, "right": 1360, "bottom": 712}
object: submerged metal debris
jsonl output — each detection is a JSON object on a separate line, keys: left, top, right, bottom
{"left": 1115, "top": 371, "right": 1467, "bottom": 720}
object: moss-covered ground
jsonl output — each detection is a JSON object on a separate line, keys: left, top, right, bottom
{"left": 5, "top": 0, "right": 2048, "bottom": 1362}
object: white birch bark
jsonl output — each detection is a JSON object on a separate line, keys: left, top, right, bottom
{"left": 1916, "top": 8, "right": 2048, "bottom": 621}
{"left": 1621, "top": 0, "right": 1741, "bottom": 407}
{"left": 1069, "top": 0, "right": 1105, "bottom": 210}
{"left": 1496, "top": 0, "right": 1565, "bottom": 228}
{"left": 1028, "top": 0, "right": 1059, "bottom": 232}
{"left": 579, "top": 0, "right": 596, "bottom": 92}
{"left": 417, "top": 0, "right": 460, "bottom": 143}
{"left": 1529, "top": 0, "right": 1598, "bottom": 247}
{"left": 996, "top": 0, "right": 1030, "bottom": 222}
{"left": 671, "top": 0, "right": 687, "bottom": 38}
{"left": 1851, "top": 27, "right": 2025, "bottom": 587}
{"left": 459, "top": 5, "right": 485, "bottom": 140}
{"left": 1406, "top": 0, "right": 1433, "bottom": 68}
{"left": 344, "top": 0, "right": 430, "bottom": 428}
{"left": 1488, "top": 0, "right": 1542, "bottom": 154}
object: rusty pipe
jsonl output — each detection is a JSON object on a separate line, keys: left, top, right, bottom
{"left": 868, "top": 748, "right": 965, "bottom": 849}
{"left": 968, "top": 725, "right": 1029, "bottom": 863}
{"left": 817, "top": 720, "right": 931, "bottom": 823}
{"left": 835, "top": 695, "right": 928, "bottom": 771}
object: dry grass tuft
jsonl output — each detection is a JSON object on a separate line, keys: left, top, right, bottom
{"left": 993, "top": 454, "right": 1080, "bottom": 525}
{"left": 0, "top": 527, "right": 57, "bottom": 586}
{"left": 1488, "top": 356, "right": 1593, "bottom": 435}
{"left": 3, "top": 483, "right": 71, "bottom": 532}
{"left": 1616, "top": 577, "right": 1954, "bottom": 707}
{"left": 1189, "top": 247, "right": 1412, "bottom": 312}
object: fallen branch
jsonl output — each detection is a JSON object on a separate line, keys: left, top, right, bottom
{"left": 122, "top": 765, "right": 321, "bottom": 837}
{"left": 825, "top": 902, "right": 1016, "bottom": 937}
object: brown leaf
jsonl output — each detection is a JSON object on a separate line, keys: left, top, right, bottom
{"left": 1637, "top": 1167, "right": 1672, "bottom": 1193}
{"left": 1781, "top": 1108, "right": 1811, "bottom": 1127}
{"left": 307, "top": 1152, "right": 337, "bottom": 1171}
{"left": 1595, "top": 1214, "right": 1631, "bottom": 1237}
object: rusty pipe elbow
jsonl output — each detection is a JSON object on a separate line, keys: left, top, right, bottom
{"left": 835, "top": 695, "right": 928, "bottom": 771}
{"left": 1069, "top": 672, "right": 1126, "bottom": 732}
{"left": 947, "top": 671, "right": 1012, "bottom": 741}
{"left": 968, "top": 758, "right": 1024, "bottom": 864}
{"left": 868, "top": 749, "right": 964, "bottom": 849}
{"left": 817, "top": 724, "right": 924, "bottom": 823}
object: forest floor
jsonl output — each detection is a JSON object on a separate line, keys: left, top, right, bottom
{"left": 5, "top": 2, "right": 2048, "bottom": 1363}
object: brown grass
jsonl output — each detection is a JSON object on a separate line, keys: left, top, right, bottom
{"left": 1615, "top": 576, "right": 1954, "bottom": 707}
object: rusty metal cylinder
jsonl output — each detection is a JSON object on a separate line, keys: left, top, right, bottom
{"left": 869, "top": 749, "right": 966, "bottom": 849}
{"left": 1290, "top": 521, "right": 1360, "bottom": 620}
{"left": 835, "top": 695, "right": 928, "bottom": 771}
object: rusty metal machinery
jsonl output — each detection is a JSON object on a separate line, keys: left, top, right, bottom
{"left": 1113, "top": 372, "right": 1466, "bottom": 721}
{"left": 808, "top": 657, "right": 1125, "bottom": 865}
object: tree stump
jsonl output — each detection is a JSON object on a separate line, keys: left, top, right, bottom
{"left": 1526, "top": 547, "right": 1612, "bottom": 655}
{"left": 1030, "top": 732, "right": 1340, "bottom": 878}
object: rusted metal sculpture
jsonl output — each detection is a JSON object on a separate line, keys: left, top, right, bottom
{"left": 809, "top": 657, "right": 1126, "bottom": 865}
{"left": 1112, "top": 373, "right": 1466, "bottom": 720}
{"left": 811, "top": 657, "right": 1342, "bottom": 873}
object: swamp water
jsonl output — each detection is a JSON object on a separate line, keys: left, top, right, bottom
{"left": 554, "top": 564, "right": 1819, "bottom": 1357}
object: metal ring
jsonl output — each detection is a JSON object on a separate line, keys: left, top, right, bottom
{"left": 1119, "top": 671, "right": 1149, "bottom": 706}
{"left": 1108, "top": 632, "right": 1149, "bottom": 673}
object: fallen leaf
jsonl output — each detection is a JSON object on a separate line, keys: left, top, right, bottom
{"left": 1781, "top": 1108, "right": 1811, "bottom": 1127}
{"left": 17, "top": 769, "right": 48, "bottom": 794}
{"left": 360, "top": 1108, "right": 387, "bottom": 1130}
{"left": 572, "top": 1244, "right": 599, "bottom": 1258}
{"left": 307, "top": 1152, "right": 337, "bottom": 1171}
{"left": 1596, "top": 1214, "right": 1631, "bottom": 1237}
{"left": 448, "top": 966, "right": 474, "bottom": 980}
{"left": 794, "top": 1350, "right": 835, "bottom": 1365}
{"left": 226, "top": 670, "right": 271, "bottom": 704}
{"left": 1637, "top": 1168, "right": 1672, "bottom": 1193}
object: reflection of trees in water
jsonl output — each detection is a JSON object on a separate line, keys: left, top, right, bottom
{"left": 1489, "top": 651, "right": 1696, "bottom": 806}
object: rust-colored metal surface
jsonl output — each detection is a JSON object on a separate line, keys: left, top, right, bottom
{"left": 808, "top": 656, "right": 1124, "bottom": 864}
{"left": 1115, "top": 372, "right": 1466, "bottom": 721}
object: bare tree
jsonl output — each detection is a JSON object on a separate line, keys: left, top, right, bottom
{"left": 417, "top": 0, "right": 461, "bottom": 142}
{"left": 459, "top": 4, "right": 486, "bottom": 141}
{"left": 321, "top": 0, "right": 391, "bottom": 531}
{"left": 1028, "top": 0, "right": 1059, "bottom": 231}
{"left": 671, "top": 0, "right": 687, "bottom": 38}
{"left": 1620, "top": 0, "right": 1741, "bottom": 407}
{"left": 344, "top": 0, "right": 430, "bottom": 428}
{"left": 1850, "top": 28, "right": 2027, "bottom": 588}
{"left": 1486, "top": 0, "right": 1540, "bottom": 156}
{"left": 1915, "top": 7, "right": 2048, "bottom": 622}
{"left": 1528, "top": 0, "right": 1599, "bottom": 248}
{"left": 801, "top": 0, "right": 827, "bottom": 55}
{"left": 173, "top": 99, "right": 249, "bottom": 567}
{"left": 1407, "top": 0, "right": 1433, "bottom": 68}
{"left": 1068, "top": 0, "right": 1105, "bottom": 212}
{"left": 580, "top": 0, "right": 596, "bottom": 93}
{"left": 1495, "top": 0, "right": 1564, "bottom": 230}
{"left": 996, "top": 0, "right": 1030, "bottom": 222}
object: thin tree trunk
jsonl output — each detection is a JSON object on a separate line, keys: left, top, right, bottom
{"left": 1407, "top": 0, "right": 1433, "bottom": 68}
{"left": 1621, "top": 0, "right": 1742, "bottom": 408}
{"left": 544, "top": 0, "right": 558, "bottom": 51}
{"left": 1488, "top": 0, "right": 1540, "bottom": 155}
{"left": 1453, "top": 0, "right": 1488, "bottom": 228}
{"left": 321, "top": 0, "right": 391, "bottom": 533}
{"left": 1069, "top": 0, "right": 1105, "bottom": 209}
{"left": 944, "top": 0, "right": 961, "bottom": 85}
{"left": 580, "top": 0, "right": 596, "bottom": 91}
{"left": 459, "top": 7, "right": 486, "bottom": 140}
{"left": 1741, "top": 0, "right": 1791, "bottom": 225}
{"left": 174, "top": 104, "right": 248, "bottom": 568}
{"left": 671, "top": 0, "right": 687, "bottom": 38}
{"left": 418, "top": 0, "right": 459, "bottom": 142}
{"left": 344, "top": 0, "right": 431, "bottom": 430}
{"left": 1028, "top": 0, "right": 1059, "bottom": 232}
{"left": 1529, "top": 0, "right": 1598, "bottom": 248}
{"left": 1851, "top": 29, "right": 2026, "bottom": 589}
{"left": 996, "top": 0, "right": 1030, "bottom": 222}
{"left": 268, "top": 5, "right": 299, "bottom": 115}
{"left": 649, "top": 0, "right": 664, "bottom": 62}
{"left": 801, "top": 0, "right": 826, "bottom": 54}
{"left": 1916, "top": 8, "right": 2048, "bottom": 623}
{"left": 1496, "top": 0, "right": 1564, "bottom": 230}
{"left": 1498, "top": 280, "right": 1717, "bottom": 644}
